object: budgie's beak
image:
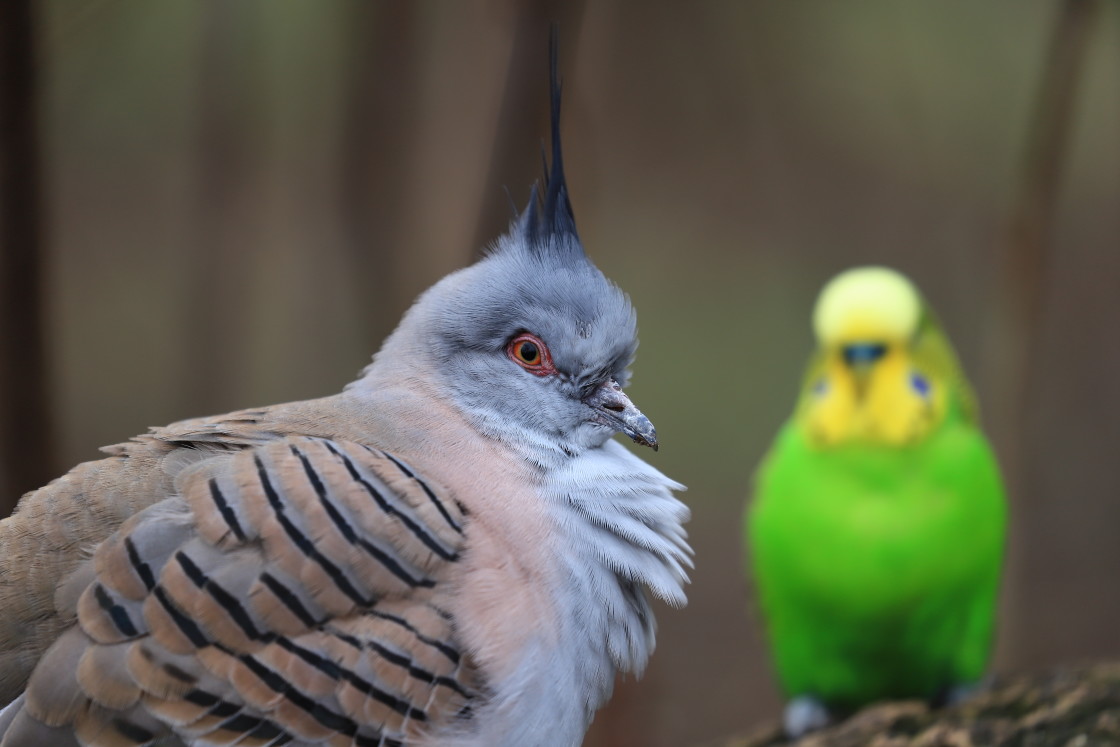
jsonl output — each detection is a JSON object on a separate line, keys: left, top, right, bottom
{"left": 841, "top": 343, "right": 888, "bottom": 399}
{"left": 584, "top": 379, "right": 659, "bottom": 450}
{"left": 841, "top": 343, "right": 887, "bottom": 369}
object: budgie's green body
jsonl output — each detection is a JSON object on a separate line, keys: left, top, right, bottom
{"left": 747, "top": 267, "right": 1006, "bottom": 723}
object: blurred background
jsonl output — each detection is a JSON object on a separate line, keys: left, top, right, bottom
{"left": 1, "top": 1, "right": 1117, "bottom": 745}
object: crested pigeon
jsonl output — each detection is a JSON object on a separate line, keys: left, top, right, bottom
{"left": 0, "top": 38, "right": 690, "bottom": 747}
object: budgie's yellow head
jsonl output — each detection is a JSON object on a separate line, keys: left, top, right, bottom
{"left": 813, "top": 267, "right": 920, "bottom": 348}
{"left": 800, "top": 267, "right": 958, "bottom": 447}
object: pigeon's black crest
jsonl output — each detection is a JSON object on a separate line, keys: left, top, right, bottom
{"left": 516, "top": 27, "right": 580, "bottom": 250}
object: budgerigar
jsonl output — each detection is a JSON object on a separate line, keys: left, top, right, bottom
{"left": 746, "top": 266, "right": 1007, "bottom": 736}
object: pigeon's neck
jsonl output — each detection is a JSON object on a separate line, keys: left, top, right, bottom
{"left": 353, "top": 357, "right": 597, "bottom": 475}
{"left": 535, "top": 440, "right": 691, "bottom": 707}
{"left": 433, "top": 439, "right": 690, "bottom": 746}
{"left": 541, "top": 438, "right": 691, "bottom": 614}
{"left": 350, "top": 371, "right": 570, "bottom": 472}
{"left": 464, "top": 414, "right": 591, "bottom": 472}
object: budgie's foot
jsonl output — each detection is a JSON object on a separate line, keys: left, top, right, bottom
{"left": 937, "top": 680, "right": 989, "bottom": 708}
{"left": 783, "top": 695, "right": 833, "bottom": 737}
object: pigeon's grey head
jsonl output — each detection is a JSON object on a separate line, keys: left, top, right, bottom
{"left": 421, "top": 212, "right": 649, "bottom": 462}
{"left": 366, "top": 44, "right": 655, "bottom": 465}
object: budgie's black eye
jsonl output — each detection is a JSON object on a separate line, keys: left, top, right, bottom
{"left": 508, "top": 333, "right": 556, "bottom": 376}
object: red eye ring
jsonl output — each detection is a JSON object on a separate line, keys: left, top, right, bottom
{"left": 507, "top": 333, "right": 555, "bottom": 376}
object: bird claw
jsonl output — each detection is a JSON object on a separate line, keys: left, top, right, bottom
{"left": 939, "top": 680, "right": 988, "bottom": 707}
{"left": 783, "top": 695, "right": 833, "bottom": 738}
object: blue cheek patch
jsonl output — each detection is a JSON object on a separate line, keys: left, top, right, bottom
{"left": 910, "top": 372, "right": 931, "bottom": 398}
{"left": 812, "top": 379, "right": 828, "bottom": 397}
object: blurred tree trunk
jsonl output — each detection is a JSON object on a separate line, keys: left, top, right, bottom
{"left": 995, "top": 0, "right": 1099, "bottom": 438}
{"left": 0, "top": 0, "right": 52, "bottom": 517}
{"left": 338, "top": 0, "right": 422, "bottom": 349}
{"left": 339, "top": 1, "right": 585, "bottom": 352}
{"left": 469, "top": 1, "right": 586, "bottom": 254}
{"left": 988, "top": 0, "right": 1100, "bottom": 663}
{"left": 183, "top": 0, "right": 260, "bottom": 415}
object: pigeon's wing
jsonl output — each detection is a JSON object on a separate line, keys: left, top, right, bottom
{"left": 2, "top": 436, "right": 476, "bottom": 747}
{"left": 0, "top": 407, "right": 290, "bottom": 705}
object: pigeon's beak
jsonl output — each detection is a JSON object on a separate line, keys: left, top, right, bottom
{"left": 584, "top": 379, "right": 659, "bottom": 451}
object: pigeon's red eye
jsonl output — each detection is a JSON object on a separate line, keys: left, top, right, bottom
{"left": 508, "top": 333, "right": 554, "bottom": 375}
{"left": 515, "top": 340, "right": 540, "bottom": 365}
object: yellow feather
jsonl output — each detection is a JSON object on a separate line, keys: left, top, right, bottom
{"left": 813, "top": 266, "right": 921, "bottom": 345}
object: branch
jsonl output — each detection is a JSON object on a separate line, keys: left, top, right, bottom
{"left": 710, "top": 662, "right": 1120, "bottom": 747}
